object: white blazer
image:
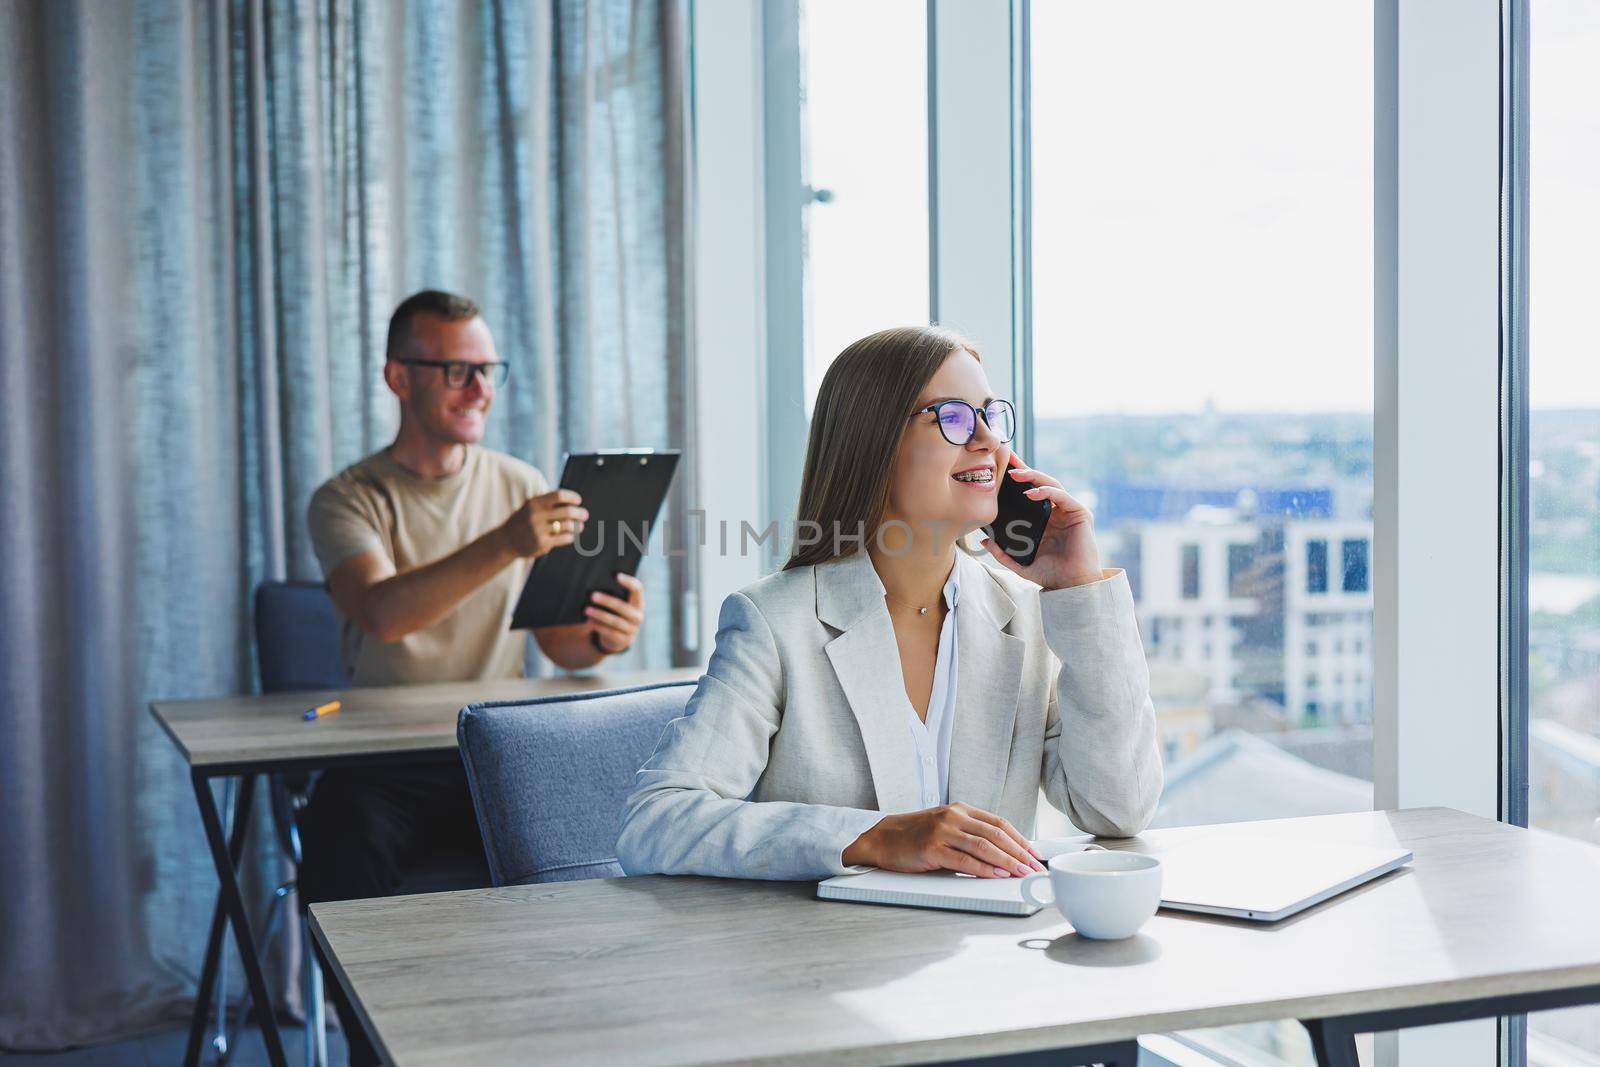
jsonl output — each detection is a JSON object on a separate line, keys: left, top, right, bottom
{"left": 616, "top": 549, "right": 1163, "bottom": 880}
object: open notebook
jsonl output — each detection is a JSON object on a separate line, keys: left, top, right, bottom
{"left": 816, "top": 838, "right": 1096, "bottom": 917}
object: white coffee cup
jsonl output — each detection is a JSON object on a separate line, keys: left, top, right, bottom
{"left": 1020, "top": 846, "right": 1163, "bottom": 940}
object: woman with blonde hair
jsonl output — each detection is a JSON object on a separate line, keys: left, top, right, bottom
{"left": 617, "top": 326, "right": 1161, "bottom": 880}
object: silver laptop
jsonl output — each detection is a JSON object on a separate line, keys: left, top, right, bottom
{"left": 1157, "top": 836, "right": 1413, "bottom": 923}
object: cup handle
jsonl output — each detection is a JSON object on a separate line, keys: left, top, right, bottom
{"left": 1020, "top": 870, "right": 1054, "bottom": 909}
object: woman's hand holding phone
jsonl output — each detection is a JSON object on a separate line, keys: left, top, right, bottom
{"left": 842, "top": 803, "right": 1045, "bottom": 878}
{"left": 983, "top": 464, "right": 1106, "bottom": 591}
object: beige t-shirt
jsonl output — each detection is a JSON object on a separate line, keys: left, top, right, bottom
{"left": 307, "top": 446, "right": 550, "bottom": 686}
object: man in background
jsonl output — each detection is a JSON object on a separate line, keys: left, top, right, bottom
{"left": 300, "top": 290, "right": 647, "bottom": 1064}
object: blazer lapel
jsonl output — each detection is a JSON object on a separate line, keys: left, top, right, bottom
{"left": 946, "top": 553, "right": 1025, "bottom": 816}
{"left": 816, "top": 553, "right": 922, "bottom": 815}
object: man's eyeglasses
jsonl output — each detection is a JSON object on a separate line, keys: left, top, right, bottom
{"left": 396, "top": 359, "right": 510, "bottom": 389}
{"left": 908, "top": 398, "right": 1017, "bottom": 446}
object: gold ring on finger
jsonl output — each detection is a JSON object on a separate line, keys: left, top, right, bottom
{"left": 550, "top": 519, "right": 562, "bottom": 535}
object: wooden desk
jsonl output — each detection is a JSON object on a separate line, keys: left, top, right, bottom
{"left": 153, "top": 670, "right": 702, "bottom": 774}
{"left": 308, "top": 808, "right": 1600, "bottom": 1067}
{"left": 150, "top": 669, "right": 703, "bottom": 1067}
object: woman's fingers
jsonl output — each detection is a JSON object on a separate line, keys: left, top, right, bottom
{"left": 961, "top": 818, "right": 1042, "bottom": 872}
{"left": 938, "top": 846, "right": 1010, "bottom": 879}
{"left": 948, "top": 829, "right": 1011, "bottom": 871}
{"left": 1026, "top": 485, "right": 1096, "bottom": 530}
{"left": 935, "top": 806, "right": 1038, "bottom": 874}
{"left": 955, "top": 832, "right": 1035, "bottom": 877}
{"left": 964, "top": 808, "right": 1042, "bottom": 863}
{"left": 1009, "top": 465, "right": 1091, "bottom": 517}
{"left": 1007, "top": 464, "right": 1063, "bottom": 490}
{"left": 1023, "top": 482, "right": 1079, "bottom": 508}
{"left": 954, "top": 802, "right": 1030, "bottom": 848}
{"left": 878, "top": 805, "right": 1044, "bottom": 878}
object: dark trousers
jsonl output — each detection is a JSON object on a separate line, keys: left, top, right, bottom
{"left": 297, "top": 763, "right": 490, "bottom": 1066}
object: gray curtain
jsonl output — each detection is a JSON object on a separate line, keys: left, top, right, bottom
{"left": 0, "top": 0, "right": 691, "bottom": 1049}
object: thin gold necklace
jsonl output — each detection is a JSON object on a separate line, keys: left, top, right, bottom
{"left": 883, "top": 591, "right": 939, "bottom": 617}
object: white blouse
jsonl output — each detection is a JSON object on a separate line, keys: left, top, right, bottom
{"left": 906, "top": 565, "right": 961, "bottom": 809}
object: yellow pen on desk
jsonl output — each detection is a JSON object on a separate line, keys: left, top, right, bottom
{"left": 302, "top": 699, "right": 341, "bottom": 722}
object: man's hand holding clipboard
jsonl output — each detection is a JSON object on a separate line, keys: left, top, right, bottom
{"left": 498, "top": 487, "right": 590, "bottom": 557}
{"left": 509, "top": 450, "right": 680, "bottom": 633}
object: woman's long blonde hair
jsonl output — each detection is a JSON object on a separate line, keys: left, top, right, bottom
{"left": 783, "top": 325, "right": 980, "bottom": 570}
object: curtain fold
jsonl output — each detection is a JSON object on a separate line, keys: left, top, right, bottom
{"left": 0, "top": 0, "right": 690, "bottom": 1048}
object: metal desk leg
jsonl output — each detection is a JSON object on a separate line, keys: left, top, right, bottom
{"left": 191, "top": 771, "right": 288, "bottom": 1067}
{"left": 303, "top": 918, "right": 328, "bottom": 1067}
{"left": 213, "top": 775, "right": 236, "bottom": 1064}
{"left": 1303, "top": 1018, "right": 1361, "bottom": 1067}
{"left": 184, "top": 774, "right": 257, "bottom": 1067}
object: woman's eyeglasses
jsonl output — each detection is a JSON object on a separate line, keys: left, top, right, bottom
{"left": 396, "top": 359, "right": 510, "bottom": 389}
{"left": 909, "top": 398, "right": 1016, "bottom": 446}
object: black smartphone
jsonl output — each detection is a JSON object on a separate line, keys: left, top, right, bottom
{"left": 983, "top": 456, "right": 1052, "bottom": 567}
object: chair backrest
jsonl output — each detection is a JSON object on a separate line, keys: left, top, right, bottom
{"left": 457, "top": 679, "right": 698, "bottom": 887}
{"left": 254, "top": 580, "right": 350, "bottom": 693}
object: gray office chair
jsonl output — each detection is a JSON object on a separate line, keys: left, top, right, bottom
{"left": 242, "top": 580, "right": 348, "bottom": 1067}
{"left": 456, "top": 679, "right": 698, "bottom": 886}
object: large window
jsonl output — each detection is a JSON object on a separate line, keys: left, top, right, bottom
{"left": 1030, "top": 0, "right": 1374, "bottom": 818}
{"left": 797, "top": 0, "right": 928, "bottom": 408}
{"left": 1030, "top": 5, "right": 1373, "bottom": 1060}
{"left": 1527, "top": 2, "right": 1600, "bottom": 1062}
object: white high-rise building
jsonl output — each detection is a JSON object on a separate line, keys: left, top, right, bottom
{"left": 1133, "top": 514, "right": 1373, "bottom": 726}
{"left": 1133, "top": 516, "right": 1260, "bottom": 705}
{"left": 1282, "top": 520, "right": 1374, "bottom": 725}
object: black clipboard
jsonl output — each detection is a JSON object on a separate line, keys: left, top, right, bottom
{"left": 509, "top": 449, "right": 680, "bottom": 630}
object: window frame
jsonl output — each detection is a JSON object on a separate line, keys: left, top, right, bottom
{"left": 1497, "top": 0, "right": 1532, "bottom": 1061}
{"left": 926, "top": 0, "right": 1034, "bottom": 457}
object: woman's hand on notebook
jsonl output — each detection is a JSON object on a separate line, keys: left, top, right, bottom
{"left": 842, "top": 803, "right": 1045, "bottom": 879}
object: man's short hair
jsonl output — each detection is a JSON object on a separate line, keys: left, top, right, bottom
{"left": 385, "top": 290, "right": 482, "bottom": 360}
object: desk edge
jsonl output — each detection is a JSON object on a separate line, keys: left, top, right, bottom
{"left": 307, "top": 905, "right": 400, "bottom": 1067}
